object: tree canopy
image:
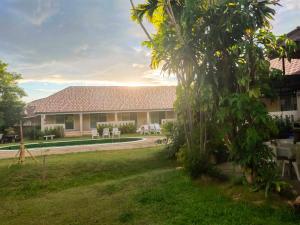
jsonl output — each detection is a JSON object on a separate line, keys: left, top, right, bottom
{"left": 0, "top": 61, "right": 26, "bottom": 132}
{"left": 131, "top": 0, "right": 296, "bottom": 194}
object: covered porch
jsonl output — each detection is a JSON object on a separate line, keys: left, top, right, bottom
{"left": 40, "top": 110, "right": 176, "bottom": 137}
{"left": 263, "top": 76, "right": 300, "bottom": 121}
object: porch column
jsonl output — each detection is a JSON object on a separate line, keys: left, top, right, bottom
{"left": 146, "top": 112, "right": 150, "bottom": 124}
{"left": 41, "top": 114, "right": 46, "bottom": 131}
{"left": 114, "top": 112, "right": 118, "bottom": 122}
{"left": 79, "top": 113, "right": 83, "bottom": 136}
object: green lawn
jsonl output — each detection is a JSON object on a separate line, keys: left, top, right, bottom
{"left": 0, "top": 147, "right": 298, "bottom": 225}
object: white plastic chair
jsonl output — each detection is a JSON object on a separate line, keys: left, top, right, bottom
{"left": 91, "top": 129, "right": 99, "bottom": 139}
{"left": 143, "top": 125, "right": 150, "bottom": 135}
{"left": 112, "top": 127, "right": 121, "bottom": 138}
{"left": 276, "top": 142, "right": 300, "bottom": 181}
{"left": 154, "top": 123, "right": 161, "bottom": 134}
{"left": 102, "top": 128, "right": 110, "bottom": 138}
{"left": 149, "top": 124, "right": 156, "bottom": 133}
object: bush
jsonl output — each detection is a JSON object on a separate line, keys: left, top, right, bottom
{"left": 219, "top": 94, "right": 282, "bottom": 195}
{"left": 119, "top": 123, "right": 136, "bottom": 134}
{"left": 272, "top": 115, "right": 293, "bottom": 139}
{"left": 97, "top": 123, "right": 136, "bottom": 135}
{"left": 97, "top": 124, "right": 113, "bottom": 135}
{"left": 177, "top": 144, "right": 211, "bottom": 178}
{"left": 162, "top": 122, "right": 185, "bottom": 159}
{"left": 4, "top": 127, "right": 15, "bottom": 135}
{"left": 23, "top": 126, "right": 43, "bottom": 140}
{"left": 255, "top": 158, "right": 290, "bottom": 198}
{"left": 44, "top": 126, "right": 64, "bottom": 138}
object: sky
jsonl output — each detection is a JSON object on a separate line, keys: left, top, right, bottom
{"left": 0, "top": 0, "right": 299, "bottom": 102}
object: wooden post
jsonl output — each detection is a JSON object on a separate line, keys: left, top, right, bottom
{"left": 15, "top": 120, "right": 38, "bottom": 165}
{"left": 18, "top": 120, "right": 25, "bottom": 164}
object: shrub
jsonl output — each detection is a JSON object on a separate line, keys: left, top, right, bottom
{"left": 119, "top": 123, "right": 136, "bottom": 134}
{"left": 177, "top": 144, "right": 211, "bottom": 178}
{"left": 255, "top": 159, "right": 290, "bottom": 198}
{"left": 44, "top": 126, "right": 64, "bottom": 138}
{"left": 162, "top": 122, "right": 185, "bottom": 159}
{"left": 4, "top": 127, "right": 15, "bottom": 135}
{"left": 23, "top": 126, "right": 43, "bottom": 140}
{"left": 97, "top": 124, "right": 113, "bottom": 135}
{"left": 162, "top": 122, "right": 174, "bottom": 141}
{"left": 97, "top": 123, "right": 136, "bottom": 135}
{"left": 219, "top": 93, "right": 282, "bottom": 195}
{"left": 272, "top": 115, "right": 293, "bottom": 139}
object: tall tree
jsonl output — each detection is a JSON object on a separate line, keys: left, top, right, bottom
{"left": 0, "top": 61, "right": 26, "bottom": 132}
{"left": 131, "top": 0, "right": 295, "bottom": 183}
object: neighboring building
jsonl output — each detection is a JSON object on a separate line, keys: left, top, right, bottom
{"left": 265, "top": 58, "right": 300, "bottom": 120}
{"left": 264, "top": 26, "right": 300, "bottom": 121}
{"left": 25, "top": 86, "right": 176, "bottom": 136}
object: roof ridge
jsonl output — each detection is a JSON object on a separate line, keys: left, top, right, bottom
{"left": 67, "top": 85, "right": 176, "bottom": 88}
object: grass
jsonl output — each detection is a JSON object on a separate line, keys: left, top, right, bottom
{"left": 0, "top": 137, "right": 141, "bottom": 150}
{"left": 0, "top": 147, "right": 299, "bottom": 225}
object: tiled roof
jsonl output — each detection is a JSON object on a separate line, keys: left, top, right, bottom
{"left": 270, "top": 58, "right": 300, "bottom": 75}
{"left": 26, "top": 86, "right": 176, "bottom": 116}
{"left": 287, "top": 26, "right": 300, "bottom": 42}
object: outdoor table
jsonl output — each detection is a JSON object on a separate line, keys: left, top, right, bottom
{"left": 44, "top": 135, "right": 55, "bottom": 140}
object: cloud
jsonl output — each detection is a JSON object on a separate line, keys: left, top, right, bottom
{"left": 132, "top": 63, "right": 146, "bottom": 69}
{"left": 19, "top": 78, "right": 159, "bottom": 86}
{"left": 51, "top": 74, "right": 62, "bottom": 79}
{"left": 35, "top": 88, "right": 60, "bottom": 93}
{"left": 281, "top": 0, "right": 300, "bottom": 11}
{"left": 272, "top": 0, "right": 300, "bottom": 34}
{"left": 10, "top": 0, "right": 59, "bottom": 26}
{"left": 142, "top": 69, "right": 177, "bottom": 85}
{"left": 73, "top": 44, "right": 89, "bottom": 54}
{"left": 1, "top": 0, "right": 175, "bottom": 101}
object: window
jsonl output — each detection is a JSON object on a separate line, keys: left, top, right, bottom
{"left": 280, "top": 94, "right": 297, "bottom": 111}
{"left": 99, "top": 113, "right": 106, "bottom": 122}
{"left": 90, "top": 114, "right": 97, "bottom": 129}
{"left": 150, "top": 111, "right": 166, "bottom": 124}
{"left": 55, "top": 115, "right": 74, "bottom": 130}
{"left": 90, "top": 113, "right": 107, "bottom": 128}
{"left": 65, "top": 115, "right": 74, "bottom": 130}
{"left": 56, "top": 115, "right": 64, "bottom": 124}
{"left": 130, "top": 112, "right": 137, "bottom": 123}
{"left": 119, "top": 112, "right": 130, "bottom": 121}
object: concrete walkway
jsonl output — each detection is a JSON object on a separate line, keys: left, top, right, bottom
{"left": 0, "top": 136, "right": 160, "bottom": 159}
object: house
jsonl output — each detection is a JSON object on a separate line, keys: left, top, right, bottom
{"left": 263, "top": 26, "right": 300, "bottom": 121}
{"left": 24, "top": 27, "right": 300, "bottom": 137}
{"left": 264, "top": 58, "right": 300, "bottom": 120}
{"left": 25, "top": 86, "right": 176, "bottom": 136}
